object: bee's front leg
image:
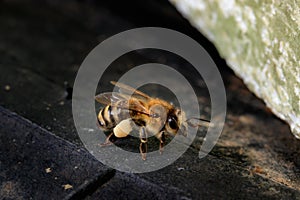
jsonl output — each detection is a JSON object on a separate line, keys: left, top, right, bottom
{"left": 139, "top": 127, "right": 148, "bottom": 160}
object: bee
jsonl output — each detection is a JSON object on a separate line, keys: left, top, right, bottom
{"left": 95, "top": 81, "right": 209, "bottom": 160}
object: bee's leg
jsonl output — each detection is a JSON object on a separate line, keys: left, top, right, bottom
{"left": 159, "top": 131, "right": 166, "bottom": 154}
{"left": 155, "top": 131, "right": 166, "bottom": 154}
{"left": 100, "top": 119, "right": 133, "bottom": 147}
{"left": 100, "top": 132, "right": 115, "bottom": 147}
{"left": 139, "top": 127, "right": 148, "bottom": 160}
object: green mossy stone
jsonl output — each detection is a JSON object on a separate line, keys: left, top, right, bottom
{"left": 170, "top": 0, "right": 300, "bottom": 138}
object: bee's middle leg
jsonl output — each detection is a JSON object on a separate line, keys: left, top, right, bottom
{"left": 159, "top": 131, "right": 165, "bottom": 154}
{"left": 139, "top": 127, "right": 148, "bottom": 160}
{"left": 155, "top": 131, "right": 165, "bottom": 154}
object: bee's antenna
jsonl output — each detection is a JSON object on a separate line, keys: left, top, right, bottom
{"left": 186, "top": 117, "right": 210, "bottom": 123}
{"left": 186, "top": 117, "right": 212, "bottom": 128}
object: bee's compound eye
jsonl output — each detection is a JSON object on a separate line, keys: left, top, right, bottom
{"left": 168, "top": 117, "right": 178, "bottom": 130}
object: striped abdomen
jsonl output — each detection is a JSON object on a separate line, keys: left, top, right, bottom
{"left": 97, "top": 104, "right": 130, "bottom": 131}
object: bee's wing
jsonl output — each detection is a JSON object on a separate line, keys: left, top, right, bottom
{"left": 95, "top": 92, "right": 126, "bottom": 105}
{"left": 95, "top": 92, "right": 149, "bottom": 115}
{"left": 110, "top": 81, "right": 151, "bottom": 101}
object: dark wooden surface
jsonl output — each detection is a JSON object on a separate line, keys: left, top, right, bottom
{"left": 0, "top": 0, "right": 300, "bottom": 199}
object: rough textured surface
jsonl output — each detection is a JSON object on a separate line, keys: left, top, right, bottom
{"left": 0, "top": 106, "right": 114, "bottom": 199}
{"left": 170, "top": 0, "right": 300, "bottom": 138}
{"left": 86, "top": 172, "right": 188, "bottom": 200}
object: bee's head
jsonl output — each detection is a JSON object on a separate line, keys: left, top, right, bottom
{"left": 165, "top": 109, "right": 188, "bottom": 137}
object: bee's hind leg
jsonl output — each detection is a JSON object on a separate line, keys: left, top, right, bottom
{"left": 100, "top": 132, "right": 115, "bottom": 147}
{"left": 100, "top": 119, "right": 133, "bottom": 147}
{"left": 139, "top": 127, "right": 148, "bottom": 160}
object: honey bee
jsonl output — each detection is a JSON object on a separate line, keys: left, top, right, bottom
{"left": 95, "top": 81, "right": 208, "bottom": 160}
